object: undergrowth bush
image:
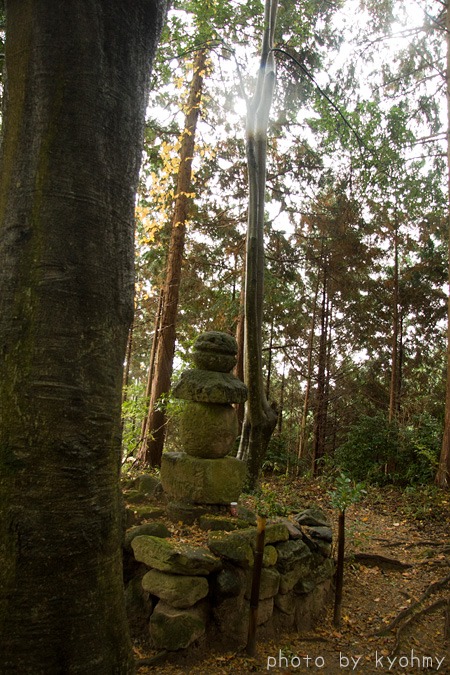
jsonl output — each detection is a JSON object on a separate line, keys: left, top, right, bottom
{"left": 334, "top": 411, "right": 441, "bottom": 486}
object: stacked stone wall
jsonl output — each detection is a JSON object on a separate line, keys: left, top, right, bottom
{"left": 125, "top": 507, "right": 334, "bottom": 652}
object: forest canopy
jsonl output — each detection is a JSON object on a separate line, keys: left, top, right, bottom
{"left": 123, "top": 0, "right": 450, "bottom": 488}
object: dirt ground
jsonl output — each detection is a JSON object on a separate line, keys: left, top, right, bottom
{"left": 133, "top": 477, "right": 450, "bottom": 674}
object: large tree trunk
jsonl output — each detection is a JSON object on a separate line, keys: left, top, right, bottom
{"left": 437, "top": 2, "right": 450, "bottom": 488}
{"left": 237, "top": 0, "right": 278, "bottom": 488}
{"left": 139, "top": 49, "right": 207, "bottom": 467}
{"left": 0, "top": 2, "right": 165, "bottom": 671}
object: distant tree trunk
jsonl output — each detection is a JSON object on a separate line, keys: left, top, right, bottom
{"left": 122, "top": 325, "right": 134, "bottom": 400}
{"left": 266, "top": 315, "right": 275, "bottom": 399}
{"left": 139, "top": 288, "right": 164, "bottom": 452}
{"left": 296, "top": 274, "right": 320, "bottom": 470}
{"left": 0, "top": 1, "right": 165, "bottom": 671}
{"left": 278, "top": 358, "right": 286, "bottom": 435}
{"left": 389, "top": 220, "right": 400, "bottom": 424}
{"left": 312, "top": 263, "right": 329, "bottom": 474}
{"left": 138, "top": 49, "right": 207, "bottom": 468}
{"left": 235, "top": 257, "right": 246, "bottom": 428}
{"left": 437, "top": 6, "right": 450, "bottom": 487}
{"left": 237, "top": 0, "right": 278, "bottom": 488}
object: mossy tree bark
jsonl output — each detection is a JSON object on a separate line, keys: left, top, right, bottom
{"left": 237, "top": 0, "right": 278, "bottom": 488}
{"left": 0, "top": 1, "right": 165, "bottom": 672}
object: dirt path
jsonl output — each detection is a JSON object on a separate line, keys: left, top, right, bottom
{"left": 134, "top": 479, "right": 450, "bottom": 674}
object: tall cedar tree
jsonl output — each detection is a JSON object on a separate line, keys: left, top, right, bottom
{"left": 138, "top": 49, "right": 207, "bottom": 467}
{"left": 437, "top": 1, "right": 450, "bottom": 487}
{"left": 0, "top": 1, "right": 165, "bottom": 670}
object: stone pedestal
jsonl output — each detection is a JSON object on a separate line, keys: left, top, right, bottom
{"left": 161, "top": 452, "right": 247, "bottom": 504}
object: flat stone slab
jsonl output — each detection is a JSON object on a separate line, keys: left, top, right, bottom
{"left": 131, "top": 535, "right": 222, "bottom": 575}
{"left": 124, "top": 522, "right": 171, "bottom": 550}
{"left": 142, "top": 569, "right": 209, "bottom": 608}
{"left": 173, "top": 369, "right": 247, "bottom": 404}
{"left": 161, "top": 452, "right": 246, "bottom": 504}
{"left": 208, "top": 532, "right": 254, "bottom": 567}
{"left": 295, "top": 507, "right": 330, "bottom": 528}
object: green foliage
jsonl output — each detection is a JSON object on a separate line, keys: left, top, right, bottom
{"left": 334, "top": 412, "right": 397, "bottom": 483}
{"left": 262, "top": 429, "right": 299, "bottom": 474}
{"left": 334, "top": 411, "right": 442, "bottom": 486}
{"left": 121, "top": 383, "right": 149, "bottom": 462}
{"left": 329, "top": 472, "right": 366, "bottom": 513}
{"left": 401, "top": 484, "right": 449, "bottom": 522}
{"left": 246, "top": 477, "right": 303, "bottom": 517}
{"left": 399, "top": 413, "right": 441, "bottom": 485}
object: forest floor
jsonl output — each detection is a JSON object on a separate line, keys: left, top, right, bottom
{"left": 133, "top": 476, "right": 450, "bottom": 674}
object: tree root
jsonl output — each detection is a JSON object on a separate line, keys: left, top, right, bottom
{"left": 349, "top": 553, "right": 413, "bottom": 571}
{"left": 372, "top": 573, "right": 450, "bottom": 638}
{"left": 390, "top": 598, "right": 449, "bottom": 656}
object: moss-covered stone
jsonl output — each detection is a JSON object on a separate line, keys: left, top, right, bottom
{"left": 124, "top": 522, "right": 171, "bottom": 550}
{"left": 124, "top": 489, "right": 148, "bottom": 504}
{"left": 179, "top": 401, "right": 238, "bottom": 458}
{"left": 295, "top": 507, "right": 330, "bottom": 528}
{"left": 198, "top": 514, "right": 249, "bottom": 531}
{"left": 228, "top": 523, "right": 289, "bottom": 549}
{"left": 207, "top": 532, "right": 254, "bottom": 567}
{"left": 245, "top": 566, "right": 280, "bottom": 600}
{"left": 278, "top": 559, "right": 313, "bottom": 594}
{"left": 173, "top": 369, "right": 247, "bottom": 404}
{"left": 131, "top": 535, "right": 222, "bottom": 575}
{"left": 142, "top": 569, "right": 209, "bottom": 608}
{"left": 136, "top": 474, "right": 161, "bottom": 496}
{"left": 130, "top": 505, "right": 166, "bottom": 522}
{"left": 161, "top": 453, "right": 246, "bottom": 504}
{"left": 150, "top": 601, "right": 207, "bottom": 650}
{"left": 263, "top": 545, "right": 278, "bottom": 567}
{"left": 275, "top": 539, "right": 312, "bottom": 574}
{"left": 213, "top": 566, "right": 245, "bottom": 599}
{"left": 190, "top": 331, "right": 238, "bottom": 372}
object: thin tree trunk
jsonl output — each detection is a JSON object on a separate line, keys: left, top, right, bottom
{"left": 266, "top": 315, "right": 275, "bottom": 399}
{"left": 122, "top": 325, "right": 134, "bottom": 401}
{"left": 237, "top": 0, "right": 278, "bottom": 488}
{"left": 0, "top": 2, "right": 165, "bottom": 670}
{"left": 436, "top": 2, "right": 450, "bottom": 487}
{"left": 235, "top": 257, "right": 246, "bottom": 429}
{"left": 139, "top": 49, "right": 208, "bottom": 468}
{"left": 278, "top": 358, "right": 286, "bottom": 435}
{"left": 312, "top": 262, "right": 329, "bottom": 475}
{"left": 139, "top": 288, "right": 164, "bottom": 453}
{"left": 389, "top": 220, "right": 399, "bottom": 424}
{"left": 296, "top": 274, "right": 320, "bottom": 471}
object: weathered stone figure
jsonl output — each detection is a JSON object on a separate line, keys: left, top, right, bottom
{"left": 161, "top": 331, "right": 247, "bottom": 506}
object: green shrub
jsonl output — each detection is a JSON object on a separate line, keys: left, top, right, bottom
{"left": 334, "top": 412, "right": 397, "bottom": 483}
{"left": 335, "top": 411, "right": 442, "bottom": 486}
